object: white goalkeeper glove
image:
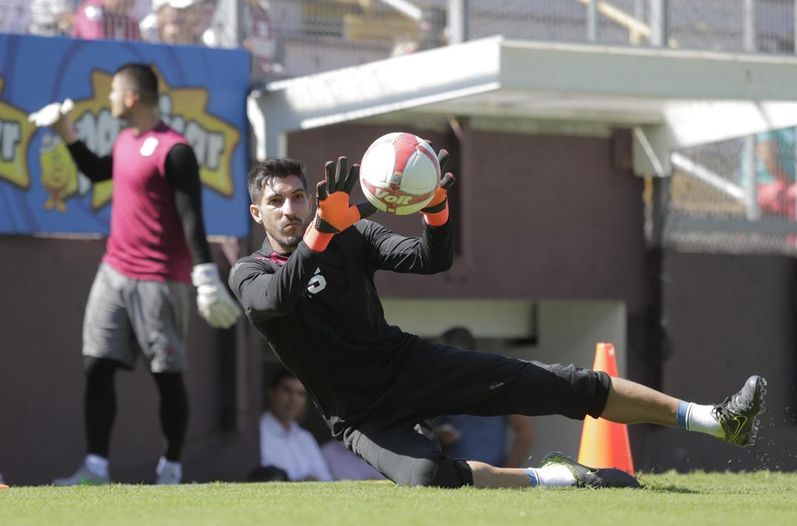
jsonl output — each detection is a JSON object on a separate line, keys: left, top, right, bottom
{"left": 191, "top": 263, "right": 241, "bottom": 329}
{"left": 28, "top": 98, "right": 74, "bottom": 127}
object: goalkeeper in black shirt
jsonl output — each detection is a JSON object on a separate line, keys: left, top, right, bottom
{"left": 230, "top": 154, "right": 766, "bottom": 489}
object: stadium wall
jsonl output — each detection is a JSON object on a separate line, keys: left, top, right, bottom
{"left": 634, "top": 252, "right": 797, "bottom": 472}
{"left": 4, "top": 122, "right": 793, "bottom": 484}
{"left": 0, "top": 237, "right": 264, "bottom": 485}
{"left": 287, "top": 122, "right": 649, "bottom": 306}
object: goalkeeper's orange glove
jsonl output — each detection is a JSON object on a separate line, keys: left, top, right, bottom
{"left": 303, "top": 156, "right": 377, "bottom": 252}
{"left": 420, "top": 148, "right": 456, "bottom": 227}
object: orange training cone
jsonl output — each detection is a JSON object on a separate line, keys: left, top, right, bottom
{"left": 577, "top": 342, "right": 635, "bottom": 475}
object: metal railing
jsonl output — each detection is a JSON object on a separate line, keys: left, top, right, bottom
{"left": 3, "top": 1, "right": 797, "bottom": 81}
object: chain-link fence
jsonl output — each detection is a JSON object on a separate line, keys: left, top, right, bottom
{"left": 3, "top": 1, "right": 797, "bottom": 80}
{"left": 663, "top": 129, "right": 797, "bottom": 255}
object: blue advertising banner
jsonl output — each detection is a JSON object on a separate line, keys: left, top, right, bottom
{"left": 0, "top": 34, "right": 250, "bottom": 237}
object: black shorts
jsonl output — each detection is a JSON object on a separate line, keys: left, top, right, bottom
{"left": 341, "top": 340, "right": 611, "bottom": 488}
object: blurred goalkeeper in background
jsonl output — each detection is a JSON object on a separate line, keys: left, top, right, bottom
{"left": 230, "top": 154, "right": 766, "bottom": 489}
{"left": 29, "top": 62, "right": 240, "bottom": 485}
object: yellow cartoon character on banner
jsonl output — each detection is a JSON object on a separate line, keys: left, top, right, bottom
{"left": 40, "top": 134, "right": 79, "bottom": 212}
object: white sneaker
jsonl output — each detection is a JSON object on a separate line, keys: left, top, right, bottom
{"left": 155, "top": 457, "right": 182, "bottom": 485}
{"left": 53, "top": 464, "right": 110, "bottom": 486}
{"left": 540, "top": 452, "right": 640, "bottom": 488}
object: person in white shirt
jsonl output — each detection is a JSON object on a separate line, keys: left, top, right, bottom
{"left": 256, "top": 367, "right": 332, "bottom": 482}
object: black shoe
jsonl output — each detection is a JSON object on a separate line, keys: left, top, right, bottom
{"left": 540, "top": 452, "right": 640, "bottom": 488}
{"left": 713, "top": 375, "right": 767, "bottom": 447}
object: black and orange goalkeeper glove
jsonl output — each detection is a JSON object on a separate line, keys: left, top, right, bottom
{"left": 421, "top": 148, "right": 455, "bottom": 227}
{"left": 303, "top": 156, "right": 377, "bottom": 252}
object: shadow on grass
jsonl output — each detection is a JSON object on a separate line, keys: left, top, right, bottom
{"left": 640, "top": 483, "right": 700, "bottom": 494}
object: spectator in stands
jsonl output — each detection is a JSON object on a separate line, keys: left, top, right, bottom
{"left": 202, "top": 0, "right": 283, "bottom": 83}
{"left": 254, "top": 367, "right": 332, "bottom": 482}
{"left": 752, "top": 128, "right": 797, "bottom": 220}
{"left": 0, "top": 0, "right": 32, "bottom": 35}
{"left": 73, "top": 0, "right": 141, "bottom": 41}
{"left": 29, "top": 0, "right": 75, "bottom": 37}
{"left": 140, "top": 0, "right": 212, "bottom": 45}
{"left": 431, "top": 327, "right": 535, "bottom": 467}
{"left": 321, "top": 440, "right": 384, "bottom": 481}
{"left": 392, "top": 7, "right": 447, "bottom": 56}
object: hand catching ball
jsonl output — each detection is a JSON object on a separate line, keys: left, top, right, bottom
{"left": 359, "top": 132, "right": 441, "bottom": 215}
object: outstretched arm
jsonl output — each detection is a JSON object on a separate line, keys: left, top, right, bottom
{"left": 367, "top": 148, "right": 456, "bottom": 274}
{"left": 28, "top": 100, "right": 112, "bottom": 182}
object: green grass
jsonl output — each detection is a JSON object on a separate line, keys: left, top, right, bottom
{"left": 2, "top": 472, "right": 797, "bottom": 526}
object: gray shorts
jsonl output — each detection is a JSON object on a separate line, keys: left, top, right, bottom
{"left": 82, "top": 262, "right": 191, "bottom": 373}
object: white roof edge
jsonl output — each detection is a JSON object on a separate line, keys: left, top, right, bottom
{"left": 265, "top": 35, "right": 505, "bottom": 93}
{"left": 501, "top": 38, "right": 797, "bottom": 66}
{"left": 253, "top": 37, "right": 797, "bottom": 158}
{"left": 499, "top": 40, "right": 797, "bottom": 101}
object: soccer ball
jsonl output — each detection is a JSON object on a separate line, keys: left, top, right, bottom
{"left": 359, "top": 132, "right": 440, "bottom": 215}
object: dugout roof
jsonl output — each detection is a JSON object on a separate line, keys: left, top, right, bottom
{"left": 249, "top": 36, "right": 797, "bottom": 176}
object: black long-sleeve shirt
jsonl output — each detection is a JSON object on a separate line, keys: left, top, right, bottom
{"left": 229, "top": 219, "right": 453, "bottom": 436}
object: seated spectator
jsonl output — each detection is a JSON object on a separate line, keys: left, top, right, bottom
{"left": 392, "top": 7, "right": 447, "bottom": 56}
{"left": 202, "top": 0, "right": 283, "bottom": 82}
{"left": 752, "top": 128, "right": 797, "bottom": 219}
{"left": 72, "top": 0, "right": 141, "bottom": 41}
{"left": 253, "top": 367, "right": 332, "bottom": 482}
{"left": 140, "top": 0, "right": 211, "bottom": 45}
{"left": 0, "top": 0, "right": 32, "bottom": 35}
{"left": 29, "top": 0, "right": 75, "bottom": 36}
{"left": 433, "top": 413, "right": 534, "bottom": 467}
{"left": 320, "top": 440, "right": 384, "bottom": 481}
{"left": 431, "top": 327, "right": 535, "bottom": 467}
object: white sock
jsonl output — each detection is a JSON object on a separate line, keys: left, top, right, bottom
{"left": 157, "top": 457, "right": 182, "bottom": 477}
{"left": 85, "top": 454, "right": 109, "bottom": 478}
{"left": 678, "top": 401, "right": 723, "bottom": 438}
{"left": 526, "top": 464, "right": 577, "bottom": 487}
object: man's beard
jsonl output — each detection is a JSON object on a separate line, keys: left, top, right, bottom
{"left": 274, "top": 232, "right": 303, "bottom": 250}
{"left": 270, "top": 219, "right": 307, "bottom": 250}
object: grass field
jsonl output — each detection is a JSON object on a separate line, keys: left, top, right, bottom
{"left": 2, "top": 472, "right": 796, "bottom": 526}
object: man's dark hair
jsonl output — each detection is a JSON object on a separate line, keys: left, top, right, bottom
{"left": 248, "top": 158, "right": 307, "bottom": 204}
{"left": 114, "top": 63, "right": 159, "bottom": 105}
{"left": 441, "top": 327, "right": 476, "bottom": 350}
{"left": 268, "top": 366, "right": 297, "bottom": 391}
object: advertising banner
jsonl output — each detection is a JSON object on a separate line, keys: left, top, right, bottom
{"left": 0, "top": 35, "right": 250, "bottom": 236}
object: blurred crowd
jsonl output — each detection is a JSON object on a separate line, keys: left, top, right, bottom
{"left": 0, "top": 0, "right": 280, "bottom": 81}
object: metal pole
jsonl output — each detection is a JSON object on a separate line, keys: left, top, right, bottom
{"left": 448, "top": 0, "right": 469, "bottom": 44}
{"left": 743, "top": 0, "right": 757, "bottom": 52}
{"left": 587, "top": 0, "right": 598, "bottom": 42}
{"left": 649, "top": 0, "right": 669, "bottom": 47}
{"left": 744, "top": 136, "right": 760, "bottom": 220}
{"left": 217, "top": 0, "right": 244, "bottom": 47}
{"left": 634, "top": 0, "right": 645, "bottom": 20}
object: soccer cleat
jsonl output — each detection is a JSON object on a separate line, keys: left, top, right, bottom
{"left": 713, "top": 375, "right": 767, "bottom": 447}
{"left": 540, "top": 452, "right": 640, "bottom": 489}
{"left": 52, "top": 464, "right": 109, "bottom": 486}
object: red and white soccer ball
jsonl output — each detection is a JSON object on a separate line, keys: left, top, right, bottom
{"left": 359, "top": 132, "right": 440, "bottom": 215}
